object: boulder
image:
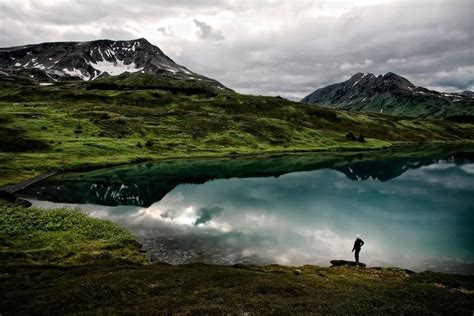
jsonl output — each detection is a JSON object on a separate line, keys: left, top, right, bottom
{"left": 330, "top": 260, "right": 366, "bottom": 268}
{"left": 15, "top": 198, "right": 32, "bottom": 208}
{"left": 0, "top": 190, "right": 17, "bottom": 203}
{"left": 293, "top": 269, "right": 303, "bottom": 275}
{"left": 0, "top": 190, "right": 32, "bottom": 207}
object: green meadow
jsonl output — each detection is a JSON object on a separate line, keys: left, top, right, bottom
{"left": 1, "top": 73, "right": 473, "bottom": 187}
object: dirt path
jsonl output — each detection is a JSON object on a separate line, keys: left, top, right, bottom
{"left": 0, "top": 171, "right": 57, "bottom": 193}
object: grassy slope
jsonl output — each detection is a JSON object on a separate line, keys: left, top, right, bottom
{"left": 1, "top": 204, "right": 473, "bottom": 315}
{"left": 1, "top": 73, "right": 473, "bottom": 187}
{"left": 0, "top": 204, "right": 147, "bottom": 266}
{"left": 318, "top": 93, "right": 474, "bottom": 119}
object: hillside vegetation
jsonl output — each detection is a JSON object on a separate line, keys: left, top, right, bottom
{"left": 1, "top": 73, "right": 473, "bottom": 186}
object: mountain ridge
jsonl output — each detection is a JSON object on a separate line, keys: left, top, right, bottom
{"left": 301, "top": 72, "right": 474, "bottom": 118}
{"left": 0, "top": 38, "right": 227, "bottom": 89}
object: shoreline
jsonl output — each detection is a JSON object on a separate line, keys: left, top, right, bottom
{"left": 2, "top": 140, "right": 473, "bottom": 194}
{"left": 23, "top": 197, "right": 474, "bottom": 275}
{"left": 1, "top": 202, "right": 473, "bottom": 314}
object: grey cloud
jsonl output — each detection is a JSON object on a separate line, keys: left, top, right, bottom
{"left": 0, "top": 0, "right": 472, "bottom": 97}
{"left": 433, "top": 67, "right": 474, "bottom": 91}
{"left": 173, "top": 1, "right": 472, "bottom": 98}
{"left": 193, "top": 19, "right": 224, "bottom": 41}
{"left": 0, "top": 0, "right": 234, "bottom": 26}
{"left": 157, "top": 26, "right": 174, "bottom": 37}
{"left": 339, "top": 60, "right": 373, "bottom": 72}
{"left": 99, "top": 27, "right": 136, "bottom": 40}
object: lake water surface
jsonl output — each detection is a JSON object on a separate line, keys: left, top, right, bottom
{"left": 20, "top": 149, "right": 474, "bottom": 273}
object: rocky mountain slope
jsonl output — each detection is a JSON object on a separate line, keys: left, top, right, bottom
{"left": 0, "top": 38, "right": 227, "bottom": 89}
{"left": 301, "top": 72, "right": 474, "bottom": 119}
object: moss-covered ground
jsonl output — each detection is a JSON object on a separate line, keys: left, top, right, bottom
{"left": 0, "top": 204, "right": 473, "bottom": 315}
{"left": 0, "top": 204, "right": 148, "bottom": 266}
{"left": 1, "top": 73, "right": 473, "bottom": 187}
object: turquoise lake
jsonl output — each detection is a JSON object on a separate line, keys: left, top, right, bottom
{"left": 21, "top": 149, "right": 474, "bottom": 273}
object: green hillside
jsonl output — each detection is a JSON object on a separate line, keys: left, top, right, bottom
{"left": 333, "top": 93, "right": 474, "bottom": 120}
{"left": 1, "top": 72, "right": 473, "bottom": 187}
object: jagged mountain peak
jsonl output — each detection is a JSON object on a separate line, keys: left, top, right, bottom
{"left": 350, "top": 72, "right": 374, "bottom": 79}
{"left": 0, "top": 38, "right": 226, "bottom": 89}
{"left": 346, "top": 72, "right": 377, "bottom": 89}
{"left": 381, "top": 72, "right": 415, "bottom": 89}
{"left": 383, "top": 71, "right": 400, "bottom": 78}
{"left": 345, "top": 72, "right": 414, "bottom": 90}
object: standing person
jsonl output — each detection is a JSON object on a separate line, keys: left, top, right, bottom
{"left": 352, "top": 234, "right": 364, "bottom": 263}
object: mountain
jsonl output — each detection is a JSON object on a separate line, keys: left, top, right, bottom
{"left": 301, "top": 72, "right": 474, "bottom": 119}
{"left": 0, "top": 38, "right": 227, "bottom": 89}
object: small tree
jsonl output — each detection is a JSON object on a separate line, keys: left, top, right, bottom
{"left": 74, "top": 123, "right": 83, "bottom": 134}
{"left": 345, "top": 132, "right": 356, "bottom": 141}
{"left": 145, "top": 140, "right": 154, "bottom": 147}
{"left": 100, "top": 113, "right": 111, "bottom": 120}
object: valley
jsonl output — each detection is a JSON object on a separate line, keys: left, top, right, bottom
{"left": 0, "top": 37, "right": 473, "bottom": 315}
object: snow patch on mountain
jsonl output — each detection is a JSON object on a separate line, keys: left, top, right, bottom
{"left": 90, "top": 59, "right": 144, "bottom": 77}
{"left": 62, "top": 68, "right": 91, "bottom": 81}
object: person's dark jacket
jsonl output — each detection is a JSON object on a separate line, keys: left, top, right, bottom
{"left": 352, "top": 238, "right": 364, "bottom": 251}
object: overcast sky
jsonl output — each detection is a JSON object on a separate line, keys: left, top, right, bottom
{"left": 0, "top": 0, "right": 472, "bottom": 98}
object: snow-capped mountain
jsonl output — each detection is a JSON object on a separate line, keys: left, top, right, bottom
{"left": 0, "top": 38, "right": 226, "bottom": 88}
{"left": 301, "top": 72, "right": 474, "bottom": 118}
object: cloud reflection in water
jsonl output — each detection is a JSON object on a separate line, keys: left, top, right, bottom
{"left": 31, "top": 163, "right": 474, "bottom": 273}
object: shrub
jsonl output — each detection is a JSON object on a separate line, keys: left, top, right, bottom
{"left": 345, "top": 132, "right": 356, "bottom": 141}
{"left": 74, "top": 125, "right": 82, "bottom": 134}
{"left": 357, "top": 134, "right": 366, "bottom": 143}
{"left": 100, "top": 113, "right": 111, "bottom": 120}
{"left": 445, "top": 115, "right": 474, "bottom": 123}
{"left": 145, "top": 140, "right": 154, "bottom": 147}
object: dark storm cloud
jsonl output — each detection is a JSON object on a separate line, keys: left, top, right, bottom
{"left": 0, "top": 0, "right": 472, "bottom": 97}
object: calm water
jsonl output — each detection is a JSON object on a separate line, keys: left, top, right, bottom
{"left": 21, "top": 149, "right": 474, "bottom": 273}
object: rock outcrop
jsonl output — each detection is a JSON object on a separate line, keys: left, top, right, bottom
{"left": 330, "top": 260, "right": 366, "bottom": 268}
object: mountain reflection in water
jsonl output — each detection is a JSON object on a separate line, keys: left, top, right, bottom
{"left": 19, "top": 150, "right": 474, "bottom": 207}
{"left": 22, "top": 148, "right": 474, "bottom": 274}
